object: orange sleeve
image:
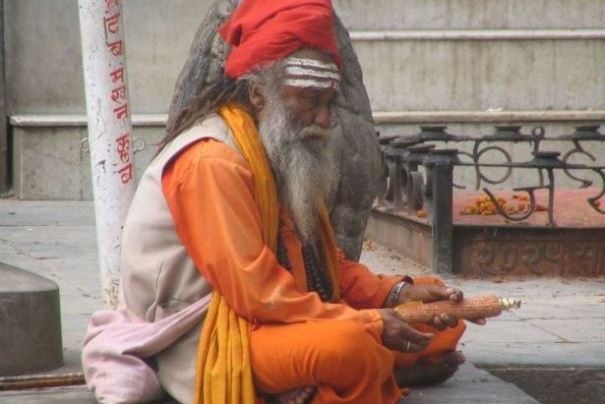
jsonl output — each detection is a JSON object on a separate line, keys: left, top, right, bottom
{"left": 161, "top": 139, "right": 383, "bottom": 341}
{"left": 338, "top": 249, "right": 402, "bottom": 309}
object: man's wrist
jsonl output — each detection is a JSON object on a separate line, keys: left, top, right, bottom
{"left": 386, "top": 276, "right": 414, "bottom": 308}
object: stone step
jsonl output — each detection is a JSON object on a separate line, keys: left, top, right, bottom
{"left": 0, "top": 364, "right": 538, "bottom": 403}
{"left": 352, "top": 38, "right": 605, "bottom": 112}
{"left": 406, "top": 363, "right": 539, "bottom": 403}
{"left": 6, "top": 0, "right": 604, "bottom": 116}
{"left": 10, "top": 124, "right": 161, "bottom": 200}
{"left": 10, "top": 119, "right": 605, "bottom": 200}
{"left": 6, "top": 0, "right": 605, "bottom": 200}
{"left": 334, "top": 0, "right": 605, "bottom": 30}
{"left": 0, "top": 263, "right": 63, "bottom": 376}
{"left": 8, "top": 37, "right": 604, "bottom": 116}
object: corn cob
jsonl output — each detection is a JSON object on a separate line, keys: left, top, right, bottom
{"left": 395, "top": 294, "right": 521, "bottom": 323}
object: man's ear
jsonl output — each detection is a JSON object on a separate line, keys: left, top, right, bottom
{"left": 248, "top": 82, "right": 265, "bottom": 115}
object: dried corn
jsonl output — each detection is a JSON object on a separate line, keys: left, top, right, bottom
{"left": 395, "top": 294, "right": 521, "bottom": 323}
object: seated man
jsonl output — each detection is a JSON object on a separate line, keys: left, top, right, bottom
{"left": 84, "top": 0, "right": 482, "bottom": 403}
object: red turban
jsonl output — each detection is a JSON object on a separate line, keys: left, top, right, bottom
{"left": 219, "top": 0, "right": 342, "bottom": 78}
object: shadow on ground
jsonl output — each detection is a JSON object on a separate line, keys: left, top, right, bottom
{"left": 483, "top": 366, "right": 605, "bottom": 404}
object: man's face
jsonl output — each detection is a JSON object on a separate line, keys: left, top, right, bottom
{"left": 279, "top": 85, "right": 337, "bottom": 136}
{"left": 255, "top": 55, "right": 339, "bottom": 243}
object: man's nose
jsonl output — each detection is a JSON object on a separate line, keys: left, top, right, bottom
{"left": 314, "top": 105, "right": 332, "bottom": 129}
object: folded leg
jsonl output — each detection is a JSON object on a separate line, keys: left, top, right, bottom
{"left": 250, "top": 319, "right": 402, "bottom": 404}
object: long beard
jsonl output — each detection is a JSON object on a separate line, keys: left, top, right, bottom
{"left": 258, "top": 97, "right": 337, "bottom": 244}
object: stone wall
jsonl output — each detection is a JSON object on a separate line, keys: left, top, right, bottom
{"left": 5, "top": 0, "right": 605, "bottom": 199}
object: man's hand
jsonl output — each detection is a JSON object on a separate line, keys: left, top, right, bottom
{"left": 379, "top": 309, "right": 433, "bottom": 352}
{"left": 399, "top": 283, "right": 464, "bottom": 305}
{"left": 397, "top": 283, "right": 487, "bottom": 329}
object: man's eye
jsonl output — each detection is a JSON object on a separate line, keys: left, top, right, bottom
{"left": 302, "top": 95, "right": 317, "bottom": 105}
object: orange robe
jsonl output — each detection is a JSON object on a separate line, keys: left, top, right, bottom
{"left": 162, "top": 138, "right": 464, "bottom": 403}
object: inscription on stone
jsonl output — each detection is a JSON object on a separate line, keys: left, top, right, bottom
{"left": 467, "top": 238, "right": 604, "bottom": 277}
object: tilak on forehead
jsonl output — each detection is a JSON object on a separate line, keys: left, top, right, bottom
{"left": 283, "top": 57, "right": 340, "bottom": 89}
{"left": 219, "top": 0, "right": 342, "bottom": 81}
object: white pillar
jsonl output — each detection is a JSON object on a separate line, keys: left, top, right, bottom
{"left": 78, "top": 0, "right": 135, "bottom": 308}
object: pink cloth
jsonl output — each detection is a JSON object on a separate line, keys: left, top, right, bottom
{"left": 82, "top": 295, "right": 211, "bottom": 403}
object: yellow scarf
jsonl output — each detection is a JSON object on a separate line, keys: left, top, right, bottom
{"left": 193, "top": 104, "right": 339, "bottom": 403}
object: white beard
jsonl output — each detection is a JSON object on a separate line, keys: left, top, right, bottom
{"left": 258, "top": 95, "right": 337, "bottom": 244}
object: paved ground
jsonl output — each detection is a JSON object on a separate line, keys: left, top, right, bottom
{"left": 1, "top": 200, "right": 604, "bottom": 402}
{"left": 362, "top": 242, "right": 605, "bottom": 368}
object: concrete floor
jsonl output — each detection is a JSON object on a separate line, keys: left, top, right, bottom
{"left": 1, "top": 200, "right": 604, "bottom": 402}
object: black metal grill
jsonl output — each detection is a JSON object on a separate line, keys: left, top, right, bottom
{"left": 377, "top": 124, "right": 605, "bottom": 273}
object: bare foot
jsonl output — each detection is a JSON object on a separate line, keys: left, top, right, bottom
{"left": 267, "top": 385, "right": 316, "bottom": 404}
{"left": 395, "top": 351, "right": 465, "bottom": 387}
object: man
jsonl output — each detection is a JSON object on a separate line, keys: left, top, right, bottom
{"left": 84, "top": 1, "right": 480, "bottom": 403}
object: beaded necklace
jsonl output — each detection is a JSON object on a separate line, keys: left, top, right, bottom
{"left": 276, "top": 226, "right": 333, "bottom": 302}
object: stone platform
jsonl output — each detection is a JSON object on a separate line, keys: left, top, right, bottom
{"left": 0, "top": 364, "right": 537, "bottom": 404}
{"left": 368, "top": 188, "right": 605, "bottom": 277}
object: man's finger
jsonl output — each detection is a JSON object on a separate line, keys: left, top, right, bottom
{"left": 424, "top": 285, "right": 449, "bottom": 302}
{"left": 401, "top": 325, "right": 433, "bottom": 344}
{"left": 440, "top": 313, "right": 459, "bottom": 328}
{"left": 433, "top": 316, "right": 446, "bottom": 331}
{"left": 421, "top": 285, "right": 461, "bottom": 303}
{"left": 403, "top": 340, "right": 429, "bottom": 353}
{"left": 448, "top": 289, "right": 463, "bottom": 302}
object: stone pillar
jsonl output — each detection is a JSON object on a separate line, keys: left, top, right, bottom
{"left": 424, "top": 149, "right": 458, "bottom": 274}
{"left": 0, "top": 263, "right": 63, "bottom": 376}
{"left": 79, "top": 0, "right": 135, "bottom": 307}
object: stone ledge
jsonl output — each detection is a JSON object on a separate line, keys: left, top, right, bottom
{"left": 373, "top": 110, "right": 605, "bottom": 124}
{"left": 333, "top": 0, "right": 605, "bottom": 31}
{"left": 351, "top": 29, "right": 605, "bottom": 41}
{"left": 10, "top": 110, "right": 605, "bottom": 128}
{"left": 0, "top": 364, "right": 538, "bottom": 403}
{"left": 406, "top": 363, "right": 539, "bottom": 403}
{"left": 9, "top": 114, "right": 167, "bottom": 128}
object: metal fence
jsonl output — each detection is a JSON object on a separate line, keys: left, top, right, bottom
{"left": 377, "top": 125, "right": 605, "bottom": 273}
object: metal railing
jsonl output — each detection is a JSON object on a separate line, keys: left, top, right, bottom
{"left": 376, "top": 125, "right": 605, "bottom": 273}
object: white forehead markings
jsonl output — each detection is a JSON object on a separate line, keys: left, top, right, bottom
{"left": 282, "top": 78, "right": 339, "bottom": 89}
{"left": 283, "top": 56, "right": 340, "bottom": 89}
{"left": 285, "top": 66, "right": 341, "bottom": 81}
{"left": 285, "top": 57, "right": 339, "bottom": 72}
